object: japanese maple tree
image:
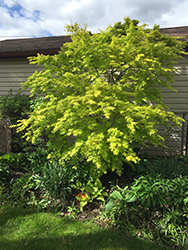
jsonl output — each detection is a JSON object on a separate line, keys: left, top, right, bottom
{"left": 17, "top": 17, "right": 186, "bottom": 177}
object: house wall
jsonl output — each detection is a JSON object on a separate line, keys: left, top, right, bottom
{"left": 158, "top": 55, "right": 188, "bottom": 111}
{"left": 0, "top": 57, "right": 43, "bottom": 96}
{"left": 1, "top": 55, "right": 188, "bottom": 156}
{"left": 140, "top": 55, "right": 188, "bottom": 156}
{"left": 139, "top": 111, "right": 187, "bottom": 157}
{"left": 1, "top": 55, "right": 187, "bottom": 102}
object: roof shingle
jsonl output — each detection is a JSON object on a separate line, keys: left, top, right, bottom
{"left": 0, "top": 26, "right": 187, "bottom": 58}
{"left": 0, "top": 35, "right": 71, "bottom": 58}
{"left": 159, "top": 25, "right": 188, "bottom": 40}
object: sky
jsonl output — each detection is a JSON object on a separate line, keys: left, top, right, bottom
{"left": 0, "top": 0, "right": 188, "bottom": 41}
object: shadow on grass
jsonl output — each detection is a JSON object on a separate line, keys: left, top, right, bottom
{"left": 0, "top": 205, "right": 163, "bottom": 250}
{"left": 0, "top": 232, "right": 163, "bottom": 250}
{"left": 0, "top": 205, "right": 38, "bottom": 226}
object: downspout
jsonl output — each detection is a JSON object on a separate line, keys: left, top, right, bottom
{"left": 181, "top": 112, "right": 185, "bottom": 155}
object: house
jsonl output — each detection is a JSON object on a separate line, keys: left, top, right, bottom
{"left": 147, "top": 26, "right": 188, "bottom": 156}
{"left": 158, "top": 26, "right": 188, "bottom": 111}
{"left": 0, "top": 27, "right": 187, "bottom": 102}
{"left": 0, "top": 35, "right": 71, "bottom": 96}
{"left": 0, "top": 26, "right": 188, "bottom": 155}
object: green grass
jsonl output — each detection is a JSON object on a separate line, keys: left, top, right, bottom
{"left": 0, "top": 205, "right": 164, "bottom": 250}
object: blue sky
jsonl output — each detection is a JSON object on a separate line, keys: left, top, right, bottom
{"left": 7, "top": 3, "right": 22, "bottom": 18}
{"left": 0, "top": 0, "right": 188, "bottom": 40}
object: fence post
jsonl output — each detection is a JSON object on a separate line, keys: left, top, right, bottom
{"left": 181, "top": 112, "right": 185, "bottom": 155}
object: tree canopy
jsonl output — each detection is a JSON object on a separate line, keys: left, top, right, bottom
{"left": 17, "top": 17, "right": 186, "bottom": 177}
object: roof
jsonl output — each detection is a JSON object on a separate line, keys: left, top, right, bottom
{"left": 160, "top": 25, "right": 188, "bottom": 41}
{"left": 0, "top": 26, "right": 188, "bottom": 58}
{"left": 0, "top": 35, "right": 72, "bottom": 58}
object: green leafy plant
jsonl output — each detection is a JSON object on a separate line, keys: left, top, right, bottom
{"left": 33, "top": 160, "right": 82, "bottom": 206}
{"left": 66, "top": 205, "right": 80, "bottom": 219}
{"left": 178, "top": 154, "right": 188, "bottom": 176}
{"left": 6, "top": 156, "right": 92, "bottom": 210}
{"left": 0, "top": 89, "right": 32, "bottom": 122}
{"left": 18, "top": 145, "right": 49, "bottom": 173}
{"left": 0, "top": 90, "right": 49, "bottom": 155}
{"left": 16, "top": 17, "right": 185, "bottom": 178}
{"left": 158, "top": 206, "right": 188, "bottom": 249}
{"left": 0, "top": 160, "right": 14, "bottom": 187}
{"left": 65, "top": 155, "right": 93, "bottom": 184}
{"left": 105, "top": 188, "right": 136, "bottom": 212}
{"left": 0, "top": 90, "right": 34, "bottom": 153}
{"left": 105, "top": 186, "right": 138, "bottom": 232}
{"left": 11, "top": 173, "right": 37, "bottom": 200}
{"left": 105, "top": 174, "right": 188, "bottom": 249}
{"left": 75, "top": 179, "right": 107, "bottom": 211}
{"left": 10, "top": 170, "right": 60, "bottom": 211}
{"left": 0, "top": 152, "right": 21, "bottom": 171}
{"left": 26, "top": 189, "right": 54, "bottom": 210}
{"left": 136, "top": 157, "right": 185, "bottom": 179}
{"left": 33, "top": 165, "right": 69, "bottom": 205}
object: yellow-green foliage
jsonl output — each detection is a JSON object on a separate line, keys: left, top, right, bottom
{"left": 16, "top": 17, "right": 186, "bottom": 177}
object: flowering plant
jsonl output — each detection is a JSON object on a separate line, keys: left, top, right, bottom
{"left": 75, "top": 193, "right": 91, "bottom": 211}
{"left": 75, "top": 179, "right": 107, "bottom": 211}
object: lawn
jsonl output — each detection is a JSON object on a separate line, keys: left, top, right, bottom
{"left": 0, "top": 205, "right": 163, "bottom": 250}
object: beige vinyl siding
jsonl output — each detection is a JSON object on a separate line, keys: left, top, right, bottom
{"left": 1, "top": 55, "right": 188, "bottom": 156}
{"left": 0, "top": 57, "right": 43, "bottom": 96}
{"left": 140, "top": 56, "right": 188, "bottom": 156}
{"left": 140, "top": 116, "right": 185, "bottom": 157}
{"left": 156, "top": 56, "right": 188, "bottom": 111}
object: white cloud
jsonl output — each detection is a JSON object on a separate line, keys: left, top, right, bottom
{"left": 0, "top": 5, "right": 50, "bottom": 40}
{"left": 0, "top": 0, "right": 188, "bottom": 40}
{"left": 160, "top": 0, "right": 188, "bottom": 27}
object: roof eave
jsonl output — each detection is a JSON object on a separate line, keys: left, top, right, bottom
{"left": 0, "top": 48, "right": 61, "bottom": 58}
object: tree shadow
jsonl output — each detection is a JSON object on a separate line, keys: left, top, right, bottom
{"left": 0, "top": 232, "right": 163, "bottom": 250}
{"left": 0, "top": 205, "right": 38, "bottom": 227}
{"left": 0, "top": 206, "right": 164, "bottom": 250}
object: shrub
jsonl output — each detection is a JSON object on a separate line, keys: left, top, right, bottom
{"left": 34, "top": 161, "right": 74, "bottom": 203}
{"left": 178, "top": 154, "right": 188, "bottom": 176}
{"left": 101, "top": 155, "right": 187, "bottom": 189}
{"left": 11, "top": 172, "right": 37, "bottom": 200}
{"left": 18, "top": 145, "right": 49, "bottom": 173}
{"left": 0, "top": 89, "right": 31, "bottom": 122}
{"left": 134, "top": 156, "right": 188, "bottom": 180}
{"left": 0, "top": 90, "right": 47, "bottom": 153}
{"left": 0, "top": 154, "right": 93, "bottom": 210}
{"left": 0, "top": 90, "right": 33, "bottom": 152}
{"left": 31, "top": 158, "right": 92, "bottom": 208}
{"left": 0, "top": 161, "right": 14, "bottom": 188}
